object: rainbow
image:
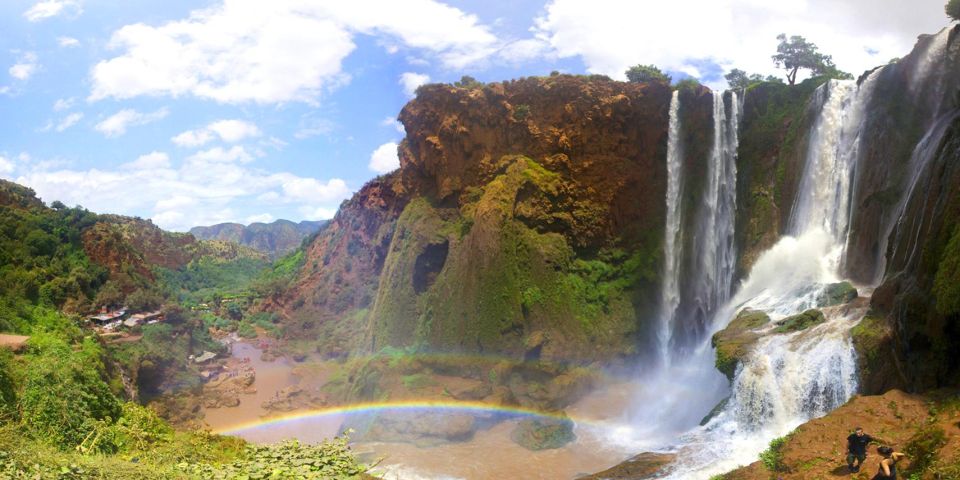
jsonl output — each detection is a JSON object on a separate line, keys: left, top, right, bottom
{"left": 215, "top": 400, "right": 581, "bottom": 435}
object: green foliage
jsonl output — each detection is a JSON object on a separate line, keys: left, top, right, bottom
{"left": 157, "top": 256, "right": 269, "bottom": 306}
{"left": 0, "top": 350, "right": 17, "bottom": 420}
{"left": 625, "top": 64, "right": 671, "bottom": 84}
{"left": 934, "top": 224, "right": 960, "bottom": 315}
{"left": 236, "top": 320, "right": 257, "bottom": 338}
{"left": 772, "top": 33, "right": 846, "bottom": 85}
{"left": 760, "top": 435, "right": 789, "bottom": 473}
{"left": 513, "top": 104, "right": 531, "bottom": 121}
{"left": 725, "top": 68, "right": 765, "bottom": 90}
{"left": 948, "top": 0, "right": 960, "bottom": 21}
{"left": 0, "top": 198, "right": 107, "bottom": 331}
{"left": 773, "top": 309, "right": 826, "bottom": 333}
{"left": 454, "top": 75, "right": 483, "bottom": 89}
{"left": 19, "top": 333, "right": 121, "bottom": 449}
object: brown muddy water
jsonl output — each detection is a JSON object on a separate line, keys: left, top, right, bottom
{"left": 201, "top": 342, "right": 640, "bottom": 479}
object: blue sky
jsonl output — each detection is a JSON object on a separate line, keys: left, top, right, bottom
{"left": 0, "top": 0, "right": 949, "bottom": 231}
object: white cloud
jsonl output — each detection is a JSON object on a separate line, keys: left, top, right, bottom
{"left": 54, "top": 112, "right": 83, "bottom": 132}
{"left": 0, "top": 156, "right": 14, "bottom": 176}
{"left": 294, "top": 117, "right": 335, "bottom": 140}
{"left": 89, "top": 1, "right": 499, "bottom": 104}
{"left": 300, "top": 206, "right": 337, "bottom": 220}
{"left": 368, "top": 142, "right": 399, "bottom": 174}
{"left": 53, "top": 98, "right": 75, "bottom": 111}
{"left": 57, "top": 37, "right": 80, "bottom": 48}
{"left": 95, "top": 107, "right": 169, "bottom": 137}
{"left": 23, "top": 0, "right": 81, "bottom": 22}
{"left": 532, "top": 0, "right": 950, "bottom": 88}
{"left": 399, "top": 72, "right": 430, "bottom": 97}
{"left": 123, "top": 151, "right": 170, "bottom": 170}
{"left": 172, "top": 119, "right": 261, "bottom": 147}
{"left": 16, "top": 151, "right": 353, "bottom": 231}
{"left": 245, "top": 213, "right": 274, "bottom": 224}
{"left": 187, "top": 146, "right": 253, "bottom": 164}
{"left": 9, "top": 52, "right": 39, "bottom": 81}
{"left": 280, "top": 177, "right": 350, "bottom": 202}
{"left": 381, "top": 116, "right": 405, "bottom": 134}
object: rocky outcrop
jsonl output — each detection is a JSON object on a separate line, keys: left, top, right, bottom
{"left": 772, "top": 308, "right": 825, "bottom": 334}
{"left": 190, "top": 219, "right": 326, "bottom": 259}
{"left": 511, "top": 416, "right": 575, "bottom": 451}
{"left": 272, "top": 75, "right": 697, "bottom": 361}
{"left": 712, "top": 309, "right": 770, "bottom": 380}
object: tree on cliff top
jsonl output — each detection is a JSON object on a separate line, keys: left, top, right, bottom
{"left": 948, "top": 0, "right": 960, "bottom": 21}
{"left": 626, "top": 64, "right": 671, "bottom": 84}
{"left": 772, "top": 34, "right": 850, "bottom": 85}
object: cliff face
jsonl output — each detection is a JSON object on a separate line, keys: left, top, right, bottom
{"left": 189, "top": 220, "right": 326, "bottom": 259}
{"left": 273, "top": 75, "right": 702, "bottom": 362}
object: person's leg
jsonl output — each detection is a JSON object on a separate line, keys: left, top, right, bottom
{"left": 854, "top": 453, "right": 866, "bottom": 471}
{"left": 847, "top": 453, "right": 856, "bottom": 469}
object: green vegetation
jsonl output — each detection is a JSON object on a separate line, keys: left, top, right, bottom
{"left": 903, "top": 423, "right": 947, "bottom": 476}
{"left": 673, "top": 78, "right": 702, "bottom": 91}
{"left": 513, "top": 103, "right": 531, "bottom": 121}
{"left": 948, "top": 0, "right": 960, "bottom": 21}
{"left": 712, "top": 309, "right": 769, "bottom": 380}
{"left": 625, "top": 64, "right": 671, "bottom": 84}
{"left": 0, "top": 184, "right": 107, "bottom": 331}
{"left": 934, "top": 224, "right": 960, "bottom": 315}
{"left": 772, "top": 34, "right": 851, "bottom": 85}
{"left": 760, "top": 435, "right": 789, "bottom": 473}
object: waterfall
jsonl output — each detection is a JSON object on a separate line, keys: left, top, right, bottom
{"left": 790, "top": 74, "right": 879, "bottom": 249}
{"left": 657, "top": 90, "right": 741, "bottom": 361}
{"left": 684, "top": 92, "right": 740, "bottom": 343}
{"left": 639, "top": 78, "right": 879, "bottom": 479}
{"left": 658, "top": 90, "right": 684, "bottom": 363}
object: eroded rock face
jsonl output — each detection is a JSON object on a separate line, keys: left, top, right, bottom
{"left": 511, "top": 416, "right": 575, "bottom": 451}
{"left": 272, "top": 75, "right": 702, "bottom": 362}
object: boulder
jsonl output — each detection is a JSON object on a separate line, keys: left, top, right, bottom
{"left": 511, "top": 416, "right": 575, "bottom": 451}
{"left": 578, "top": 452, "right": 677, "bottom": 479}
{"left": 712, "top": 309, "right": 771, "bottom": 380}
{"left": 817, "top": 281, "right": 858, "bottom": 307}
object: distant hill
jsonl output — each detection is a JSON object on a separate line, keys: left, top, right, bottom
{"left": 190, "top": 219, "right": 327, "bottom": 259}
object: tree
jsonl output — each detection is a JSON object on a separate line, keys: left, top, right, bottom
{"left": 772, "top": 34, "right": 841, "bottom": 85}
{"left": 724, "top": 69, "right": 765, "bottom": 90}
{"left": 948, "top": 0, "right": 960, "bottom": 21}
{"left": 625, "top": 64, "right": 671, "bottom": 84}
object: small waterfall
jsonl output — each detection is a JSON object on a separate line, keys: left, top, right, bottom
{"left": 658, "top": 90, "right": 684, "bottom": 362}
{"left": 885, "top": 110, "right": 960, "bottom": 275}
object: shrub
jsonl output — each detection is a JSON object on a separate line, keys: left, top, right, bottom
{"left": 903, "top": 423, "right": 947, "bottom": 475}
{"left": 513, "top": 104, "right": 531, "bottom": 121}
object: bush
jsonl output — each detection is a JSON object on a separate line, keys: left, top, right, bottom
{"left": 948, "top": 0, "right": 960, "bottom": 21}
{"left": 625, "top": 64, "right": 671, "bottom": 84}
{"left": 674, "top": 78, "right": 702, "bottom": 91}
{"left": 513, "top": 104, "right": 531, "bottom": 121}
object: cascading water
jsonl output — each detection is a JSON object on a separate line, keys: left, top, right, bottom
{"left": 658, "top": 90, "right": 684, "bottom": 363}
{"left": 682, "top": 92, "right": 740, "bottom": 345}
{"left": 625, "top": 77, "right": 880, "bottom": 479}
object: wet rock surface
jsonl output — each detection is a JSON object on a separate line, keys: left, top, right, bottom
{"left": 712, "top": 309, "right": 771, "bottom": 380}
{"left": 578, "top": 452, "right": 677, "bottom": 479}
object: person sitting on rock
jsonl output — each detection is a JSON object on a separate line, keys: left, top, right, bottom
{"left": 846, "top": 427, "right": 873, "bottom": 472}
{"left": 873, "top": 446, "right": 905, "bottom": 479}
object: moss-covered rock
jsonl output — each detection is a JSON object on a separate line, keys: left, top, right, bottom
{"left": 850, "top": 314, "right": 902, "bottom": 394}
{"left": 773, "top": 309, "right": 826, "bottom": 334}
{"left": 817, "top": 281, "right": 858, "bottom": 307}
{"left": 510, "top": 416, "right": 575, "bottom": 451}
{"left": 712, "top": 309, "right": 771, "bottom": 380}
